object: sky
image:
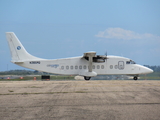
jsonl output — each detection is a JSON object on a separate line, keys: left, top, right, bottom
{"left": 0, "top": 0, "right": 160, "bottom": 71}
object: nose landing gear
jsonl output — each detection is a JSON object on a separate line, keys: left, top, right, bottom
{"left": 133, "top": 76, "right": 138, "bottom": 80}
{"left": 84, "top": 76, "right": 91, "bottom": 80}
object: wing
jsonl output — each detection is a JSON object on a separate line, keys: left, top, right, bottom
{"left": 79, "top": 51, "right": 107, "bottom": 77}
{"left": 83, "top": 51, "right": 96, "bottom": 58}
{"left": 83, "top": 51, "right": 107, "bottom": 72}
{"left": 83, "top": 51, "right": 96, "bottom": 72}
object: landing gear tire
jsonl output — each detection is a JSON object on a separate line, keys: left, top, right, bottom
{"left": 133, "top": 76, "right": 138, "bottom": 80}
{"left": 84, "top": 76, "right": 91, "bottom": 81}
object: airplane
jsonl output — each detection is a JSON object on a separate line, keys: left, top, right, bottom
{"left": 6, "top": 32, "right": 153, "bottom": 80}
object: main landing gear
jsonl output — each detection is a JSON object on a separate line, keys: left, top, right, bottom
{"left": 133, "top": 76, "right": 138, "bottom": 80}
{"left": 84, "top": 76, "right": 91, "bottom": 80}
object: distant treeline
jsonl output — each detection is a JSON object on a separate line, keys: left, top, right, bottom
{"left": 144, "top": 65, "right": 160, "bottom": 72}
{"left": 0, "top": 70, "right": 53, "bottom": 75}
{"left": 0, "top": 65, "right": 160, "bottom": 75}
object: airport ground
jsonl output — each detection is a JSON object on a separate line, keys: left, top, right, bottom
{"left": 0, "top": 80, "right": 160, "bottom": 120}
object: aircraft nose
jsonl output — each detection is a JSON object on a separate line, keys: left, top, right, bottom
{"left": 148, "top": 68, "right": 153, "bottom": 73}
{"left": 142, "top": 67, "right": 153, "bottom": 74}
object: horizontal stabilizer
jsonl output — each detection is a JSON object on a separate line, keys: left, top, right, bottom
{"left": 11, "top": 60, "right": 24, "bottom": 64}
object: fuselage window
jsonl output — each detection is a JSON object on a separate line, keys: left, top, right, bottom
{"left": 70, "top": 66, "right": 73, "bottom": 69}
{"left": 93, "top": 65, "right": 95, "bottom": 69}
{"left": 75, "top": 66, "right": 78, "bottom": 69}
{"left": 126, "top": 61, "right": 130, "bottom": 64}
{"left": 115, "top": 65, "right": 118, "bottom": 69}
{"left": 61, "top": 66, "right": 64, "bottom": 69}
{"left": 110, "top": 65, "right": 113, "bottom": 69}
{"left": 66, "top": 66, "right": 69, "bottom": 69}
{"left": 79, "top": 65, "right": 82, "bottom": 69}
{"left": 126, "top": 60, "right": 136, "bottom": 64}
{"left": 97, "top": 65, "right": 100, "bottom": 69}
{"left": 83, "top": 65, "right": 86, "bottom": 69}
{"left": 101, "top": 65, "right": 104, "bottom": 69}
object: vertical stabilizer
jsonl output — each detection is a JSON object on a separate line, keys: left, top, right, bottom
{"left": 6, "top": 32, "right": 41, "bottom": 62}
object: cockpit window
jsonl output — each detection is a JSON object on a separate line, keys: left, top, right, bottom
{"left": 126, "top": 60, "right": 136, "bottom": 64}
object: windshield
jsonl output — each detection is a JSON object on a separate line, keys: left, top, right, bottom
{"left": 126, "top": 60, "right": 136, "bottom": 64}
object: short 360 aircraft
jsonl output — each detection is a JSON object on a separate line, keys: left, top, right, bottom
{"left": 6, "top": 32, "right": 153, "bottom": 80}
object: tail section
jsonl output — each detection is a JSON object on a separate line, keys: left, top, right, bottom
{"left": 6, "top": 32, "right": 41, "bottom": 63}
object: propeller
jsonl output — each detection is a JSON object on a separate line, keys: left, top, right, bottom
{"left": 105, "top": 51, "right": 107, "bottom": 56}
{"left": 104, "top": 51, "right": 108, "bottom": 60}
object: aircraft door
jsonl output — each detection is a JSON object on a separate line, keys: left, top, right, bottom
{"left": 118, "top": 61, "right": 124, "bottom": 70}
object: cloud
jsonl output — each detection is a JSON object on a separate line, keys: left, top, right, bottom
{"left": 95, "top": 28, "right": 160, "bottom": 40}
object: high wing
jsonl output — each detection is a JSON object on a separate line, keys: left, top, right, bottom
{"left": 81, "top": 51, "right": 107, "bottom": 80}
{"left": 83, "top": 51, "right": 107, "bottom": 72}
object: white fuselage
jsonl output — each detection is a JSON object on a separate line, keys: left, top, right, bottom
{"left": 15, "top": 55, "right": 152, "bottom": 76}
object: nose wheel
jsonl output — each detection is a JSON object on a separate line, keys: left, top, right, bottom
{"left": 84, "top": 76, "right": 91, "bottom": 80}
{"left": 133, "top": 76, "right": 138, "bottom": 80}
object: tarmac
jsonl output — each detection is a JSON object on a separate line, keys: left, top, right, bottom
{"left": 0, "top": 80, "right": 160, "bottom": 120}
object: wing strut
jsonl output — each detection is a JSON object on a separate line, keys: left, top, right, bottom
{"left": 88, "top": 55, "right": 93, "bottom": 72}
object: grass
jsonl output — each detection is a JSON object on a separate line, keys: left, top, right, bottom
{"left": 139, "top": 72, "right": 160, "bottom": 80}
{"left": 8, "top": 90, "right": 14, "bottom": 92}
{"left": 75, "top": 91, "right": 87, "bottom": 93}
{"left": 0, "top": 75, "right": 75, "bottom": 81}
{"left": 1, "top": 73, "right": 160, "bottom": 81}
